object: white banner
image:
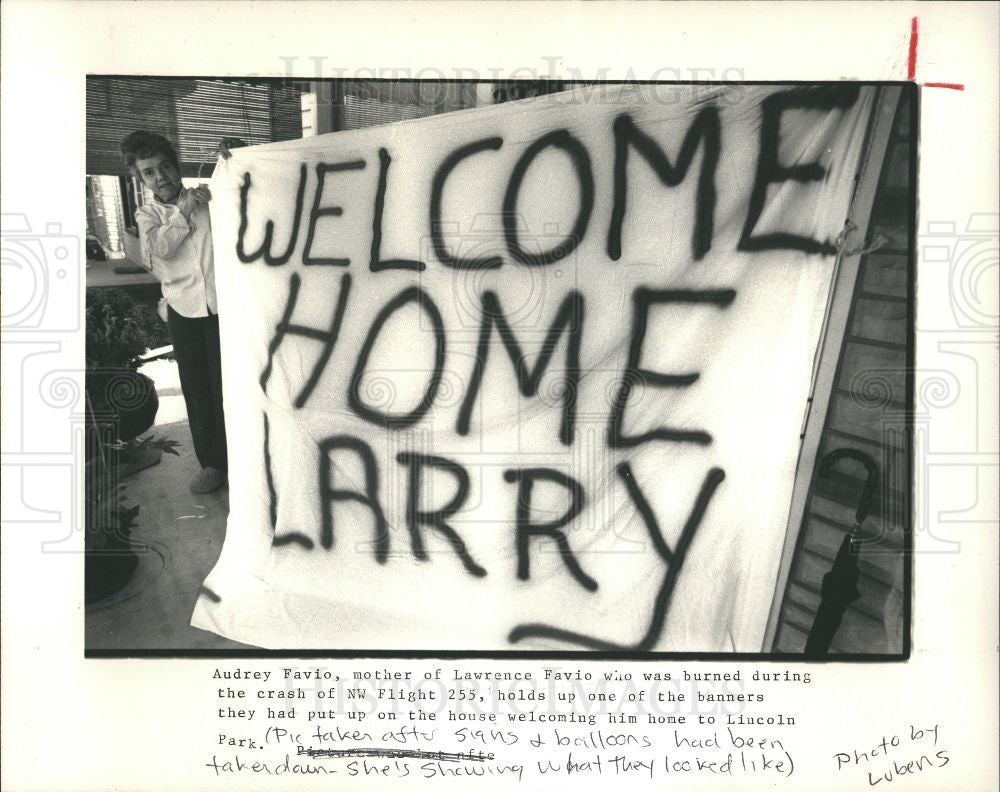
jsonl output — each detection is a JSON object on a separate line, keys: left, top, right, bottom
{"left": 192, "top": 84, "right": 875, "bottom": 651}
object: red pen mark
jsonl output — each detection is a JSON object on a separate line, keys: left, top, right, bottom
{"left": 907, "top": 17, "right": 919, "bottom": 80}
{"left": 908, "top": 16, "right": 966, "bottom": 91}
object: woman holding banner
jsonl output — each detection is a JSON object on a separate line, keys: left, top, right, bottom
{"left": 120, "top": 131, "right": 228, "bottom": 494}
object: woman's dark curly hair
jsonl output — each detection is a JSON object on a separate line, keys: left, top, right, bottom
{"left": 119, "top": 131, "right": 180, "bottom": 175}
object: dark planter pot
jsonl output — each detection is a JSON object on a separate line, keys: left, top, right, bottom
{"left": 87, "top": 370, "right": 159, "bottom": 443}
{"left": 84, "top": 457, "right": 141, "bottom": 605}
{"left": 85, "top": 550, "right": 139, "bottom": 605}
{"left": 82, "top": 370, "right": 157, "bottom": 603}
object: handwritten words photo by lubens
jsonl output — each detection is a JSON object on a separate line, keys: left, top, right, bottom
{"left": 191, "top": 83, "right": 878, "bottom": 651}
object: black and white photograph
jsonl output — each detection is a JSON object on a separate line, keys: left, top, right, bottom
{"left": 81, "top": 77, "right": 916, "bottom": 656}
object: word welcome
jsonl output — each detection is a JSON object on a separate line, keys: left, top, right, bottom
{"left": 237, "top": 85, "right": 859, "bottom": 271}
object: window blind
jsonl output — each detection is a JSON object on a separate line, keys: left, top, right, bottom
{"left": 341, "top": 81, "right": 476, "bottom": 130}
{"left": 86, "top": 77, "right": 304, "bottom": 177}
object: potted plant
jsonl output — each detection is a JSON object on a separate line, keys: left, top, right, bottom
{"left": 84, "top": 288, "right": 179, "bottom": 602}
{"left": 85, "top": 287, "right": 161, "bottom": 444}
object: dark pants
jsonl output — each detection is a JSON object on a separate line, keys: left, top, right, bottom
{"left": 167, "top": 306, "right": 228, "bottom": 470}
